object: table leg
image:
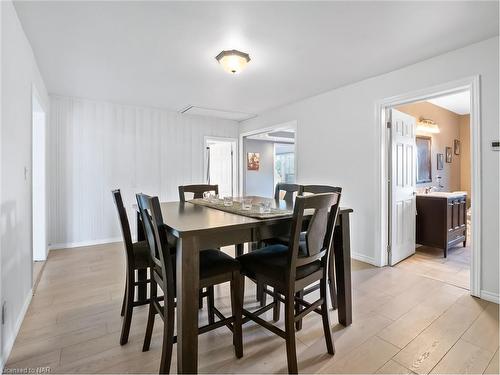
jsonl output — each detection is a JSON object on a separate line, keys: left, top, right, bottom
{"left": 334, "top": 212, "right": 352, "bottom": 326}
{"left": 176, "top": 235, "right": 200, "bottom": 374}
{"left": 136, "top": 211, "right": 147, "bottom": 302}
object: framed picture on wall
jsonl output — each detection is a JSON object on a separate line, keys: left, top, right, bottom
{"left": 454, "top": 139, "right": 461, "bottom": 155}
{"left": 437, "top": 153, "right": 444, "bottom": 170}
{"left": 247, "top": 152, "right": 260, "bottom": 171}
{"left": 446, "top": 147, "right": 452, "bottom": 163}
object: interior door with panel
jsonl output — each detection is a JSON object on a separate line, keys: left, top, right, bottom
{"left": 389, "top": 109, "right": 417, "bottom": 265}
{"left": 205, "top": 138, "right": 237, "bottom": 198}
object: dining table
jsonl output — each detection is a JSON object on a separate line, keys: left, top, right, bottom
{"left": 135, "top": 196, "right": 353, "bottom": 374}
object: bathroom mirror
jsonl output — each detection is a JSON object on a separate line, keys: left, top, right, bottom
{"left": 416, "top": 136, "right": 432, "bottom": 183}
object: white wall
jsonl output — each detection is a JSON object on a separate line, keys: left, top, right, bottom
{"left": 48, "top": 96, "right": 238, "bottom": 248}
{"left": 243, "top": 139, "right": 275, "bottom": 197}
{"left": 239, "top": 37, "right": 499, "bottom": 299}
{"left": 1, "top": 0, "right": 49, "bottom": 366}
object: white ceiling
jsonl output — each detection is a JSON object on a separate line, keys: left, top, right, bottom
{"left": 427, "top": 91, "right": 471, "bottom": 115}
{"left": 14, "top": 1, "right": 499, "bottom": 117}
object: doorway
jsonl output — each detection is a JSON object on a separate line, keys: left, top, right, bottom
{"left": 240, "top": 122, "right": 297, "bottom": 197}
{"left": 32, "top": 87, "right": 47, "bottom": 288}
{"left": 204, "top": 137, "right": 238, "bottom": 198}
{"left": 378, "top": 77, "right": 480, "bottom": 295}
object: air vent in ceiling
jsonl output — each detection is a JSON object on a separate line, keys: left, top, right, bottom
{"left": 180, "top": 106, "right": 256, "bottom": 122}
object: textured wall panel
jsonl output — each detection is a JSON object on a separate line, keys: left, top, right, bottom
{"left": 48, "top": 96, "right": 238, "bottom": 247}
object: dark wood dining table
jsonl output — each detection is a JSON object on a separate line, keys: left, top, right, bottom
{"left": 136, "top": 196, "right": 353, "bottom": 374}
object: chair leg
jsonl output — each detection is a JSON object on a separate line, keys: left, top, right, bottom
{"left": 320, "top": 276, "right": 335, "bottom": 355}
{"left": 208, "top": 286, "right": 215, "bottom": 325}
{"left": 230, "top": 272, "right": 243, "bottom": 358}
{"left": 295, "top": 290, "right": 304, "bottom": 330}
{"left": 142, "top": 300, "right": 156, "bottom": 352}
{"left": 284, "top": 292, "right": 298, "bottom": 374}
{"left": 328, "top": 249, "right": 338, "bottom": 310}
{"left": 236, "top": 243, "right": 244, "bottom": 257}
{"left": 120, "top": 280, "right": 126, "bottom": 317}
{"left": 273, "top": 287, "right": 281, "bottom": 322}
{"left": 258, "top": 282, "right": 267, "bottom": 307}
{"left": 119, "top": 273, "right": 134, "bottom": 345}
{"left": 199, "top": 287, "right": 204, "bottom": 309}
{"left": 159, "top": 300, "right": 175, "bottom": 374}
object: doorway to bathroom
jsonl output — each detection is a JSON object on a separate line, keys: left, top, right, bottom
{"left": 378, "top": 77, "right": 480, "bottom": 295}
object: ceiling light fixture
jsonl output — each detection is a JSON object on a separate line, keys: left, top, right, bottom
{"left": 215, "top": 49, "right": 251, "bottom": 74}
{"left": 417, "top": 117, "right": 440, "bottom": 134}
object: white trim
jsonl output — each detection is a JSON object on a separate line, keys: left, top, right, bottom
{"left": 480, "top": 290, "right": 500, "bottom": 304}
{"left": 351, "top": 252, "right": 377, "bottom": 266}
{"left": 48, "top": 237, "right": 122, "bottom": 251}
{"left": 1, "top": 290, "right": 32, "bottom": 370}
{"left": 239, "top": 120, "right": 298, "bottom": 195}
{"left": 203, "top": 136, "right": 239, "bottom": 197}
{"left": 375, "top": 75, "right": 482, "bottom": 297}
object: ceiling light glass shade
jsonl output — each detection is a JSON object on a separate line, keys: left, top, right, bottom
{"left": 215, "top": 50, "right": 251, "bottom": 74}
{"left": 416, "top": 118, "right": 440, "bottom": 133}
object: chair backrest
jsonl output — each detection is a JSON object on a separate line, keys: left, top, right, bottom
{"left": 112, "top": 189, "right": 135, "bottom": 266}
{"left": 302, "top": 185, "right": 342, "bottom": 195}
{"left": 178, "top": 184, "right": 219, "bottom": 202}
{"left": 287, "top": 192, "right": 341, "bottom": 278}
{"left": 274, "top": 183, "right": 303, "bottom": 203}
{"left": 136, "top": 193, "right": 175, "bottom": 295}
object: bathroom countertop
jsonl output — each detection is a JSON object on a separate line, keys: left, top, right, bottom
{"left": 416, "top": 191, "right": 467, "bottom": 199}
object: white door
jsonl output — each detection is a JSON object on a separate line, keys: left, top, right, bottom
{"left": 205, "top": 138, "right": 237, "bottom": 198}
{"left": 389, "top": 109, "right": 416, "bottom": 265}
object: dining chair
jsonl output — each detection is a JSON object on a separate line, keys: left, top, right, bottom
{"left": 257, "top": 185, "right": 342, "bottom": 317}
{"left": 254, "top": 183, "right": 303, "bottom": 305}
{"left": 178, "top": 184, "right": 219, "bottom": 308}
{"left": 112, "top": 189, "right": 156, "bottom": 345}
{"left": 238, "top": 192, "right": 341, "bottom": 374}
{"left": 178, "top": 184, "right": 219, "bottom": 202}
{"left": 137, "top": 193, "right": 243, "bottom": 374}
{"left": 300, "top": 185, "right": 342, "bottom": 313}
{"left": 274, "top": 183, "right": 303, "bottom": 202}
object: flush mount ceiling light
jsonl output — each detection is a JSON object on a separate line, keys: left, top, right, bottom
{"left": 215, "top": 49, "right": 251, "bottom": 74}
{"left": 417, "top": 117, "right": 440, "bottom": 133}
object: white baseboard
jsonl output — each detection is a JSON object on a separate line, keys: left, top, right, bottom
{"left": 1, "top": 290, "right": 33, "bottom": 371}
{"left": 480, "top": 290, "right": 499, "bottom": 304}
{"left": 48, "top": 237, "right": 122, "bottom": 250}
{"left": 351, "top": 252, "right": 378, "bottom": 267}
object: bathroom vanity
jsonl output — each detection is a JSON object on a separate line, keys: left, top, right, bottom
{"left": 416, "top": 192, "right": 467, "bottom": 257}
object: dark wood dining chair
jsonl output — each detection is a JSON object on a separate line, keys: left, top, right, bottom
{"left": 112, "top": 189, "right": 155, "bottom": 345}
{"left": 137, "top": 193, "right": 243, "bottom": 374}
{"left": 274, "top": 183, "right": 303, "bottom": 202}
{"left": 178, "top": 184, "right": 219, "bottom": 202}
{"left": 254, "top": 183, "right": 303, "bottom": 304}
{"left": 300, "top": 185, "right": 342, "bottom": 313}
{"left": 238, "top": 192, "right": 341, "bottom": 374}
{"left": 257, "top": 185, "right": 342, "bottom": 315}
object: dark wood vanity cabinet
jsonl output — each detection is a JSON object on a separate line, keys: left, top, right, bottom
{"left": 416, "top": 193, "right": 467, "bottom": 257}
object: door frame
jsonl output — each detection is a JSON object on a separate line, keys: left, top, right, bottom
{"left": 375, "top": 75, "right": 481, "bottom": 297}
{"left": 203, "top": 136, "right": 239, "bottom": 197}
{"left": 239, "top": 120, "right": 298, "bottom": 196}
{"left": 31, "top": 84, "right": 48, "bottom": 266}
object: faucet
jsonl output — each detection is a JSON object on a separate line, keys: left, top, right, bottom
{"left": 424, "top": 186, "right": 436, "bottom": 194}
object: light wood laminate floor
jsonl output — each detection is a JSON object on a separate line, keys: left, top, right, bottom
{"left": 396, "top": 245, "right": 471, "bottom": 290}
{"left": 5, "top": 242, "right": 498, "bottom": 374}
